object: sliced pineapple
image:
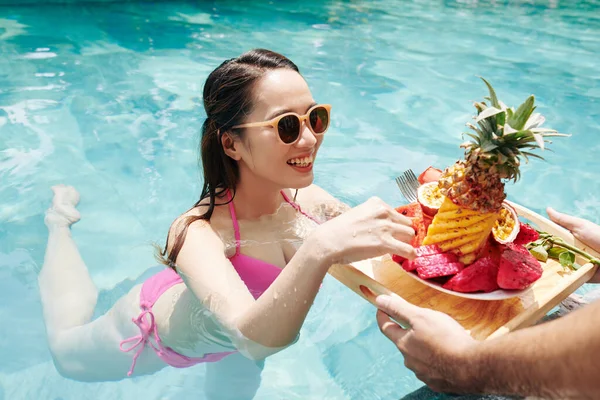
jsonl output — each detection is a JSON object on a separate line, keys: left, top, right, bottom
{"left": 424, "top": 197, "right": 499, "bottom": 264}
{"left": 436, "top": 232, "right": 485, "bottom": 251}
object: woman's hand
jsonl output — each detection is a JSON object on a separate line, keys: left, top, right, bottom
{"left": 310, "top": 196, "right": 416, "bottom": 265}
{"left": 547, "top": 207, "right": 600, "bottom": 283}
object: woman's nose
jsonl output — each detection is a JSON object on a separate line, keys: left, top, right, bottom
{"left": 296, "top": 121, "right": 318, "bottom": 147}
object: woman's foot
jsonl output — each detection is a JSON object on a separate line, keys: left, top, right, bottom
{"left": 44, "top": 185, "right": 81, "bottom": 228}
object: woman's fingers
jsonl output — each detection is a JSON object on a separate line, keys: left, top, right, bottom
{"left": 386, "top": 238, "right": 417, "bottom": 260}
{"left": 389, "top": 221, "right": 416, "bottom": 243}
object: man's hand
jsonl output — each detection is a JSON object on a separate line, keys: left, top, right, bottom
{"left": 375, "top": 294, "right": 482, "bottom": 394}
{"left": 547, "top": 207, "right": 600, "bottom": 283}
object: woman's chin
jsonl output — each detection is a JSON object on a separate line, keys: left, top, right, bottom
{"left": 285, "top": 173, "right": 314, "bottom": 190}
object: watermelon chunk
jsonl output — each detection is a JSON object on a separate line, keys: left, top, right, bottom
{"left": 442, "top": 256, "right": 499, "bottom": 293}
{"left": 391, "top": 203, "right": 428, "bottom": 263}
{"left": 497, "top": 244, "right": 543, "bottom": 290}
{"left": 417, "top": 261, "right": 464, "bottom": 279}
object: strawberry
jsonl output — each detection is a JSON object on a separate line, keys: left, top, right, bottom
{"left": 418, "top": 166, "right": 443, "bottom": 185}
{"left": 442, "top": 256, "right": 499, "bottom": 293}
{"left": 514, "top": 223, "right": 540, "bottom": 246}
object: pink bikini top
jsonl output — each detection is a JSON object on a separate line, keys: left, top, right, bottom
{"left": 120, "top": 189, "right": 320, "bottom": 376}
{"left": 229, "top": 189, "right": 320, "bottom": 298}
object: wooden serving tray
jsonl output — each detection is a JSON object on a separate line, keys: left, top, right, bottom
{"left": 328, "top": 201, "right": 600, "bottom": 340}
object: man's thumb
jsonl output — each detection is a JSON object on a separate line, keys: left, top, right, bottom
{"left": 547, "top": 207, "right": 581, "bottom": 231}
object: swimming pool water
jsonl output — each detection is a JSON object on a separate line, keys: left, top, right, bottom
{"left": 1, "top": 0, "right": 599, "bottom": 398}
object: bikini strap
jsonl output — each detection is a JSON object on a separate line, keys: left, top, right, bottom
{"left": 226, "top": 189, "right": 241, "bottom": 255}
{"left": 280, "top": 190, "right": 321, "bottom": 224}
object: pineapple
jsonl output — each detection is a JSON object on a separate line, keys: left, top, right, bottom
{"left": 423, "top": 78, "right": 568, "bottom": 264}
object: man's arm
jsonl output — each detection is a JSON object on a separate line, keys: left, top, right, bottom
{"left": 375, "top": 293, "right": 600, "bottom": 399}
{"left": 471, "top": 298, "right": 600, "bottom": 399}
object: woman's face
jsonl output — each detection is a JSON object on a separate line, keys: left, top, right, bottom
{"left": 227, "top": 69, "right": 326, "bottom": 190}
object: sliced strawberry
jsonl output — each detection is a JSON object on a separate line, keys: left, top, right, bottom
{"left": 442, "top": 256, "right": 499, "bottom": 293}
{"left": 514, "top": 223, "right": 540, "bottom": 246}
{"left": 497, "top": 244, "right": 543, "bottom": 290}
{"left": 417, "top": 261, "right": 464, "bottom": 279}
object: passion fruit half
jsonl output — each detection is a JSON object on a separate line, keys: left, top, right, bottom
{"left": 417, "top": 181, "right": 444, "bottom": 217}
{"left": 492, "top": 202, "right": 520, "bottom": 244}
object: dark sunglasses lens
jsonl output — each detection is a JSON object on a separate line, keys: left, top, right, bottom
{"left": 309, "top": 107, "right": 329, "bottom": 134}
{"left": 277, "top": 115, "right": 301, "bottom": 144}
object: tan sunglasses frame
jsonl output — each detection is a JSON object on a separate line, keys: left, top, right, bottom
{"left": 231, "top": 104, "right": 332, "bottom": 144}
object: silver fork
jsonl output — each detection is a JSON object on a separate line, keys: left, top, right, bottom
{"left": 395, "top": 169, "right": 420, "bottom": 202}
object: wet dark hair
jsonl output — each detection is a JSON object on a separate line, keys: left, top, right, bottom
{"left": 157, "top": 49, "right": 300, "bottom": 269}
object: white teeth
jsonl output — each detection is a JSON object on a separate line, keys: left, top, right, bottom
{"left": 287, "top": 156, "right": 314, "bottom": 167}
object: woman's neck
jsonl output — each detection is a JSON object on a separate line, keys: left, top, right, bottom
{"left": 232, "top": 170, "right": 285, "bottom": 220}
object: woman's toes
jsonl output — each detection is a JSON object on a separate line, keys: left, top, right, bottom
{"left": 45, "top": 185, "right": 81, "bottom": 227}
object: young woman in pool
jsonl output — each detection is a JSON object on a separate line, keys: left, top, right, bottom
{"left": 39, "top": 49, "right": 416, "bottom": 397}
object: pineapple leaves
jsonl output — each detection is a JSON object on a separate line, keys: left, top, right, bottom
{"left": 520, "top": 151, "right": 545, "bottom": 161}
{"left": 481, "top": 141, "right": 498, "bottom": 152}
{"left": 459, "top": 78, "right": 570, "bottom": 185}
{"left": 464, "top": 133, "right": 482, "bottom": 144}
{"left": 533, "top": 133, "right": 545, "bottom": 150}
{"left": 476, "top": 107, "right": 504, "bottom": 123}
{"left": 480, "top": 77, "right": 501, "bottom": 108}
{"left": 507, "top": 95, "right": 535, "bottom": 130}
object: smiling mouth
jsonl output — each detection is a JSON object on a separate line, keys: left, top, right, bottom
{"left": 286, "top": 155, "right": 314, "bottom": 167}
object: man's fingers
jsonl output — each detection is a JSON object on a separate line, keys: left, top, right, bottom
{"left": 376, "top": 309, "right": 407, "bottom": 343}
{"left": 375, "top": 294, "right": 419, "bottom": 326}
{"left": 547, "top": 207, "right": 581, "bottom": 231}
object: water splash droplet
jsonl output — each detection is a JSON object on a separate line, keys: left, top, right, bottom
{"left": 352, "top": 231, "right": 357, "bottom": 238}
{"left": 368, "top": 228, "right": 372, "bottom": 234}
{"left": 273, "top": 291, "right": 279, "bottom": 300}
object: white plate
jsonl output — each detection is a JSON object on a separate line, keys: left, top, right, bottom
{"left": 402, "top": 268, "right": 530, "bottom": 301}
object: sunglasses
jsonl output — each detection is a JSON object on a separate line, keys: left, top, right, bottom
{"left": 231, "top": 104, "right": 331, "bottom": 145}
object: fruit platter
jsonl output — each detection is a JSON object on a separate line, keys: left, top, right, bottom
{"left": 328, "top": 79, "right": 600, "bottom": 340}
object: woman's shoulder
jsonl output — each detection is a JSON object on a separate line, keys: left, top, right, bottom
{"left": 291, "top": 184, "right": 351, "bottom": 221}
{"left": 167, "top": 196, "right": 231, "bottom": 254}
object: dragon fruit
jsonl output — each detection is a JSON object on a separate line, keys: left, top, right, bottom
{"left": 497, "top": 243, "right": 543, "bottom": 289}
{"left": 514, "top": 223, "right": 540, "bottom": 246}
{"left": 442, "top": 256, "right": 499, "bottom": 293}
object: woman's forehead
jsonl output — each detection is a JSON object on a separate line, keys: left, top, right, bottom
{"left": 251, "top": 69, "right": 314, "bottom": 115}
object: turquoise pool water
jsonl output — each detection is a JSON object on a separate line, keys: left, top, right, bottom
{"left": 1, "top": 0, "right": 599, "bottom": 398}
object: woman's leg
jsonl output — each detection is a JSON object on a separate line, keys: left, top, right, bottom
{"left": 38, "top": 185, "right": 165, "bottom": 381}
{"left": 39, "top": 184, "right": 98, "bottom": 335}
{"left": 204, "top": 352, "right": 265, "bottom": 400}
